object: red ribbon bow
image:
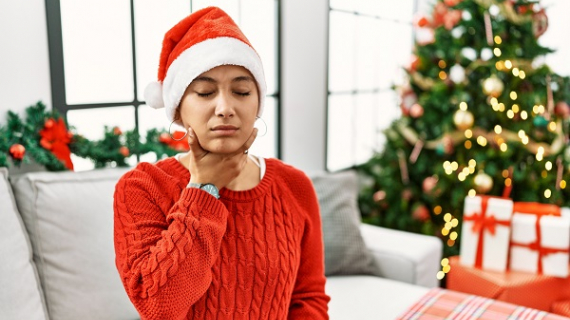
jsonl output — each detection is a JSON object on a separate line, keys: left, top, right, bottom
{"left": 510, "top": 210, "right": 568, "bottom": 274}
{"left": 464, "top": 196, "right": 511, "bottom": 268}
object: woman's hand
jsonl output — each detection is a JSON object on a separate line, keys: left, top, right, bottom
{"left": 186, "top": 127, "right": 258, "bottom": 189}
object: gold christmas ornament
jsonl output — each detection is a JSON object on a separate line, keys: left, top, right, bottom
{"left": 482, "top": 75, "right": 504, "bottom": 97}
{"left": 453, "top": 109, "right": 474, "bottom": 130}
{"left": 474, "top": 171, "right": 493, "bottom": 194}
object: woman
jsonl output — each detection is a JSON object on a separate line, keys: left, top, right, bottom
{"left": 113, "top": 7, "right": 330, "bottom": 320}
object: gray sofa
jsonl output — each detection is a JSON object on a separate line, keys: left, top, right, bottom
{"left": 0, "top": 166, "right": 441, "bottom": 320}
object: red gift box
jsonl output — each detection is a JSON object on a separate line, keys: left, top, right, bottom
{"left": 551, "top": 300, "right": 570, "bottom": 317}
{"left": 447, "top": 255, "right": 570, "bottom": 312}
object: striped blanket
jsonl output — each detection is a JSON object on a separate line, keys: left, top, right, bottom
{"left": 397, "top": 288, "right": 570, "bottom": 320}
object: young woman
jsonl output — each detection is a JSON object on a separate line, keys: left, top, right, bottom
{"left": 113, "top": 7, "right": 330, "bottom": 320}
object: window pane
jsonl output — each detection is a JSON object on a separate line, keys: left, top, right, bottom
{"left": 67, "top": 106, "right": 135, "bottom": 141}
{"left": 134, "top": 0, "right": 191, "bottom": 101}
{"left": 372, "top": 21, "right": 412, "bottom": 90}
{"left": 191, "top": 0, "right": 239, "bottom": 19}
{"left": 241, "top": 0, "right": 278, "bottom": 94}
{"left": 540, "top": 0, "right": 570, "bottom": 76}
{"left": 327, "top": 94, "right": 355, "bottom": 171}
{"left": 329, "top": 11, "right": 356, "bottom": 92}
{"left": 355, "top": 16, "right": 383, "bottom": 91}
{"left": 60, "top": 0, "right": 133, "bottom": 104}
{"left": 354, "top": 93, "right": 376, "bottom": 165}
{"left": 250, "top": 97, "right": 277, "bottom": 158}
{"left": 391, "top": 23, "right": 414, "bottom": 87}
{"left": 375, "top": 90, "right": 399, "bottom": 152}
{"left": 138, "top": 104, "right": 170, "bottom": 139}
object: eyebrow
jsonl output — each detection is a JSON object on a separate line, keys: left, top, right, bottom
{"left": 192, "top": 75, "right": 254, "bottom": 84}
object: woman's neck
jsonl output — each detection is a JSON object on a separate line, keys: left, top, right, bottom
{"left": 178, "top": 152, "right": 261, "bottom": 191}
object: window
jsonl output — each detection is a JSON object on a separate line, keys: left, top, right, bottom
{"left": 326, "top": 0, "right": 416, "bottom": 171}
{"left": 539, "top": 0, "right": 570, "bottom": 77}
{"left": 45, "top": 0, "right": 280, "bottom": 170}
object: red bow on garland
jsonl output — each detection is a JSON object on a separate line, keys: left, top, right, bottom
{"left": 39, "top": 118, "right": 74, "bottom": 170}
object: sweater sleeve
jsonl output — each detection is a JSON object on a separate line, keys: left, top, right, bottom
{"left": 288, "top": 177, "right": 330, "bottom": 319}
{"left": 113, "top": 168, "right": 228, "bottom": 320}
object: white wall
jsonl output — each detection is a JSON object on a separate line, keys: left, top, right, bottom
{"left": 0, "top": 0, "right": 52, "bottom": 123}
{"left": 281, "top": 0, "right": 329, "bottom": 171}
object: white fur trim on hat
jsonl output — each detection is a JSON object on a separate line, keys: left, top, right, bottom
{"left": 162, "top": 37, "right": 266, "bottom": 123}
{"left": 144, "top": 81, "right": 165, "bottom": 110}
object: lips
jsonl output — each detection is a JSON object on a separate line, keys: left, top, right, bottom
{"left": 212, "top": 125, "right": 238, "bottom": 131}
{"left": 211, "top": 125, "right": 239, "bottom": 136}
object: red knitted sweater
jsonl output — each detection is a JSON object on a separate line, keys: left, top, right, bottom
{"left": 113, "top": 157, "right": 330, "bottom": 320}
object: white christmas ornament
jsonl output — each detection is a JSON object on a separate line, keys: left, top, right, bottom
{"left": 462, "top": 11, "right": 472, "bottom": 21}
{"left": 452, "top": 26, "right": 465, "bottom": 39}
{"left": 461, "top": 47, "right": 477, "bottom": 61}
{"left": 489, "top": 5, "right": 500, "bottom": 16}
{"left": 481, "top": 48, "right": 493, "bottom": 61}
{"left": 449, "top": 64, "right": 466, "bottom": 83}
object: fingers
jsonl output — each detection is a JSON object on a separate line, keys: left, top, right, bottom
{"left": 187, "top": 127, "right": 208, "bottom": 159}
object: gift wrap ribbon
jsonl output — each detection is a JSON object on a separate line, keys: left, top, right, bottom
{"left": 510, "top": 202, "right": 568, "bottom": 275}
{"left": 464, "top": 196, "right": 511, "bottom": 269}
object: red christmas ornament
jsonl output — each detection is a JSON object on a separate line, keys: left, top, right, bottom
{"left": 533, "top": 9, "right": 548, "bottom": 38}
{"left": 373, "top": 190, "right": 386, "bottom": 202}
{"left": 9, "top": 144, "right": 26, "bottom": 160}
{"left": 432, "top": 2, "right": 462, "bottom": 30}
{"left": 409, "top": 103, "right": 424, "bottom": 118}
{"left": 113, "top": 127, "right": 122, "bottom": 135}
{"left": 400, "top": 88, "right": 418, "bottom": 116}
{"left": 422, "top": 176, "right": 439, "bottom": 193}
{"left": 407, "top": 55, "right": 420, "bottom": 72}
{"left": 39, "top": 117, "right": 74, "bottom": 170}
{"left": 119, "top": 146, "right": 130, "bottom": 157}
{"left": 44, "top": 118, "right": 55, "bottom": 129}
{"left": 555, "top": 101, "right": 570, "bottom": 119}
{"left": 414, "top": 14, "right": 430, "bottom": 28}
{"left": 444, "top": 0, "right": 461, "bottom": 7}
{"left": 412, "top": 204, "right": 430, "bottom": 222}
{"left": 401, "top": 189, "right": 413, "bottom": 201}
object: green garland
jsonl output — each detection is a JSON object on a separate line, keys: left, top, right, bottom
{"left": 0, "top": 102, "right": 184, "bottom": 171}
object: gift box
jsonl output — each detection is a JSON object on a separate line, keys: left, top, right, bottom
{"left": 460, "top": 196, "right": 513, "bottom": 272}
{"left": 551, "top": 300, "right": 570, "bottom": 317}
{"left": 509, "top": 202, "right": 570, "bottom": 278}
{"left": 447, "top": 255, "right": 570, "bottom": 312}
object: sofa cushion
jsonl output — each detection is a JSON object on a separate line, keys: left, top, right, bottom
{"left": 0, "top": 168, "right": 48, "bottom": 320}
{"left": 10, "top": 168, "right": 138, "bottom": 320}
{"left": 309, "top": 170, "right": 381, "bottom": 276}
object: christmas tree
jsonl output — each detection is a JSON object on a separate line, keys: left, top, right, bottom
{"left": 358, "top": 0, "right": 570, "bottom": 263}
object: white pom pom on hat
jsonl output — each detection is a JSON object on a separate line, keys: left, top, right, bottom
{"left": 144, "top": 81, "right": 165, "bottom": 110}
{"left": 145, "top": 7, "right": 266, "bottom": 123}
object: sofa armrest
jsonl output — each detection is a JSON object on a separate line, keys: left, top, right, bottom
{"left": 359, "top": 223, "right": 443, "bottom": 288}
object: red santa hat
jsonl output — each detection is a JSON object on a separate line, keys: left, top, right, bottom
{"left": 144, "top": 7, "right": 266, "bottom": 123}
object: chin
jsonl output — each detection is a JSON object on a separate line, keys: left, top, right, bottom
{"left": 204, "top": 140, "right": 243, "bottom": 154}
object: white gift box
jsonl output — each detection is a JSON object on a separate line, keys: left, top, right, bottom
{"left": 509, "top": 206, "right": 570, "bottom": 278}
{"left": 460, "top": 196, "right": 513, "bottom": 272}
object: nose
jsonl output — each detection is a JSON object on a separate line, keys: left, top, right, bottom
{"left": 215, "top": 91, "right": 235, "bottom": 118}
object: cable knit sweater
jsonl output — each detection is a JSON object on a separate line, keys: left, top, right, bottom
{"left": 113, "top": 157, "right": 330, "bottom": 320}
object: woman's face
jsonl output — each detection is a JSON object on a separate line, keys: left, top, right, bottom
{"left": 178, "top": 65, "right": 259, "bottom": 154}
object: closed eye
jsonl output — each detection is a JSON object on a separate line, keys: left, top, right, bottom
{"left": 234, "top": 91, "right": 250, "bottom": 97}
{"left": 196, "top": 92, "right": 214, "bottom": 97}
